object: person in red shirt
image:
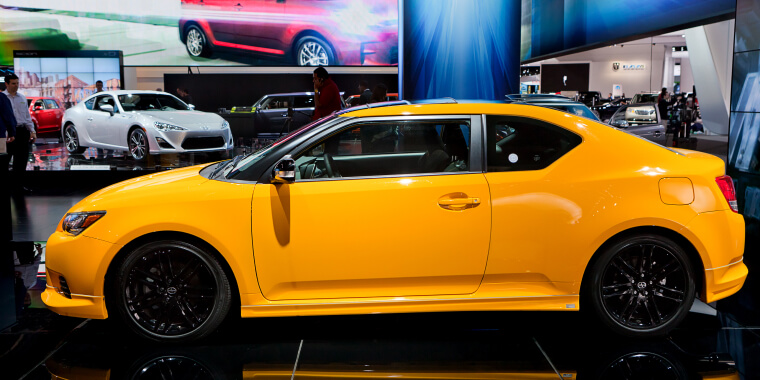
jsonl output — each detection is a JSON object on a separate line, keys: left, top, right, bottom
{"left": 312, "top": 66, "right": 342, "bottom": 120}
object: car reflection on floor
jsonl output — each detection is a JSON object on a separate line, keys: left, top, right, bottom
{"left": 21, "top": 137, "right": 239, "bottom": 171}
{"left": 31, "top": 311, "right": 746, "bottom": 380}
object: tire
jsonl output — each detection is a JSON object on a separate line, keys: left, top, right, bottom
{"left": 113, "top": 240, "right": 232, "bottom": 342}
{"left": 63, "top": 124, "right": 86, "bottom": 154}
{"left": 128, "top": 128, "right": 149, "bottom": 161}
{"left": 587, "top": 234, "right": 696, "bottom": 338}
{"left": 295, "top": 36, "right": 334, "bottom": 66}
{"left": 185, "top": 25, "right": 212, "bottom": 58}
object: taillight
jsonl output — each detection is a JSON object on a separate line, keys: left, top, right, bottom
{"left": 715, "top": 175, "right": 738, "bottom": 213}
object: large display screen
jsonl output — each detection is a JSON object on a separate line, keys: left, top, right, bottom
{"left": 0, "top": 0, "right": 398, "bottom": 67}
{"left": 521, "top": 0, "right": 735, "bottom": 62}
{"left": 14, "top": 51, "right": 123, "bottom": 109}
{"left": 540, "top": 64, "right": 589, "bottom": 93}
{"left": 402, "top": 0, "right": 520, "bottom": 100}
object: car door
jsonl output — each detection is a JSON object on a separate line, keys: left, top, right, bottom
{"left": 30, "top": 99, "right": 48, "bottom": 131}
{"left": 233, "top": 0, "right": 286, "bottom": 50}
{"left": 42, "top": 99, "right": 63, "bottom": 133}
{"left": 251, "top": 115, "right": 491, "bottom": 301}
{"left": 253, "top": 95, "right": 290, "bottom": 135}
{"left": 291, "top": 94, "right": 314, "bottom": 128}
{"left": 87, "top": 95, "right": 123, "bottom": 147}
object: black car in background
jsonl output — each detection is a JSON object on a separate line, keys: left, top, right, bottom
{"left": 506, "top": 94, "right": 600, "bottom": 121}
{"left": 592, "top": 98, "right": 627, "bottom": 122}
{"left": 577, "top": 91, "right": 603, "bottom": 106}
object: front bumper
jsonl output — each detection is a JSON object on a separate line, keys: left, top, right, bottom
{"left": 41, "top": 232, "right": 121, "bottom": 319}
{"left": 150, "top": 128, "right": 234, "bottom": 154}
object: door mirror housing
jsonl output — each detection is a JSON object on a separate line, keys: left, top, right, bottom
{"left": 100, "top": 104, "right": 114, "bottom": 115}
{"left": 272, "top": 155, "right": 296, "bottom": 184}
{"left": 188, "top": 104, "right": 195, "bottom": 110}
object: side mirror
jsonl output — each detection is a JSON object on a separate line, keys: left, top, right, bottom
{"left": 34, "top": 105, "right": 43, "bottom": 111}
{"left": 271, "top": 155, "right": 295, "bottom": 184}
{"left": 188, "top": 104, "right": 195, "bottom": 110}
{"left": 100, "top": 104, "right": 114, "bottom": 116}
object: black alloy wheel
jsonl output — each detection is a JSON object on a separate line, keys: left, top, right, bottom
{"left": 114, "top": 240, "right": 232, "bottom": 342}
{"left": 128, "top": 128, "right": 149, "bottom": 161}
{"left": 588, "top": 234, "right": 695, "bottom": 337}
{"left": 63, "top": 124, "right": 86, "bottom": 154}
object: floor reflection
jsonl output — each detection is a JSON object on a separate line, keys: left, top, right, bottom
{"left": 28, "top": 311, "right": 749, "bottom": 380}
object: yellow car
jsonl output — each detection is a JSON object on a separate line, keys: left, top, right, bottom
{"left": 42, "top": 102, "right": 746, "bottom": 342}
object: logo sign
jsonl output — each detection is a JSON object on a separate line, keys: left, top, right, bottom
{"left": 623, "top": 64, "right": 645, "bottom": 70}
{"left": 612, "top": 62, "right": 620, "bottom": 71}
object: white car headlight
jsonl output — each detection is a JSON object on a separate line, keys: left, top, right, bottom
{"left": 154, "top": 122, "right": 187, "bottom": 131}
{"left": 221, "top": 120, "right": 229, "bottom": 129}
{"left": 62, "top": 211, "right": 106, "bottom": 236}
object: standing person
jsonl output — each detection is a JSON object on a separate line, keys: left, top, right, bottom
{"left": 95, "top": 80, "right": 104, "bottom": 93}
{"left": 312, "top": 66, "right": 341, "bottom": 121}
{"left": 4, "top": 74, "right": 35, "bottom": 193}
{"left": 1, "top": 91, "right": 16, "bottom": 170}
{"left": 358, "top": 80, "right": 372, "bottom": 105}
{"left": 657, "top": 88, "right": 673, "bottom": 119}
{"left": 370, "top": 83, "right": 388, "bottom": 103}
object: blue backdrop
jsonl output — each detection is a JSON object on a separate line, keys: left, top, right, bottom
{"left": 400, "top": 0, "right": 520, "bottom": 100}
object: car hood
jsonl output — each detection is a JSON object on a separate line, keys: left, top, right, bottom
{"left": 68, "top": 165, "right": 211, "bottom": 213}
{"left": 143, "top": 111, "right": 224, "bottom": 127}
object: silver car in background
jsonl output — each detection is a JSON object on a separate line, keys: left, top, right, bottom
{"left": 62, "top": 91, "right": 233, "bottom": 160}
{"left": 608, "top": 103, "right": 667, "bottom": 145}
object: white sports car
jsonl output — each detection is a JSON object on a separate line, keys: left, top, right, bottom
{"left": 62, "top": 91, "right": 233, "bottom": 160}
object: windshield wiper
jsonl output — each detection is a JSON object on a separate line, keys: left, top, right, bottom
{"left": 209, "top": 155, "right": 243, "bottom": 179}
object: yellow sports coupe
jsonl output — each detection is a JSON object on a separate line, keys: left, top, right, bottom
{"left": 43, "top": 102, "right": 746, "bottom": 342}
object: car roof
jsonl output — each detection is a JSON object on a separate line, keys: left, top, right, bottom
{"left": 261, "top": 92, "right": 317, "bottom": 97}
{"left": 340, "top": 101, "right": 596, "bottom": 119}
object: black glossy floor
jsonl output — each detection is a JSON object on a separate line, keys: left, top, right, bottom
{"left": 2, "top": 192, "right": 760, "bottom": 380}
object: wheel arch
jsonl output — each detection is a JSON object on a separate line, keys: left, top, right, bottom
{"left": 291, "top": 30, "right": 337, "bottom": 65}
{"left": 580, "top": 226, "right": 706, "bottom": 303}
{"left": 103, "top": 231, "right": 242, "bottom": 316}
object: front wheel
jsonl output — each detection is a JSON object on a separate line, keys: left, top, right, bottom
{"left": 113, "top": 240, "right": 232, "bottom": 342}
{"left": 185, "top": 25, "right": 212, "bottom": 58}
{"left": 587, "top": 234, "right": 696, "bottom": 338}
{"left": 128, "top": 128, "right": 149, "bottom": 161}
{"left": 63, "top": 124, "right": 86, "bottom": 154}
{"left": 295, "top": 36, "right": 334, "bottom": 66}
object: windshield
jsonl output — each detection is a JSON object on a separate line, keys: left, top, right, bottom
{"left": 550, "top": 105, "right": 599, "bottom": 120}
{"left": 118, "top": 94, "right": 189, "bottom": 111}
{"left": 225, "top": 114, "right": 339, "bottom": 179}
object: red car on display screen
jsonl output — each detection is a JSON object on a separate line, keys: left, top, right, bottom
{"left": 27, "top": 97, "right": 65, "bottom": 135}
{"left": 178, "top": 0, "right": 398, "bottom": 66}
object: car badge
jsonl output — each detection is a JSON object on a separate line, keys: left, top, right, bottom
{"left": 201, "top": 126, "right": 209, "bottom": 131}
{"left": 613, "top": 62, "right": 620, "bottom": 71}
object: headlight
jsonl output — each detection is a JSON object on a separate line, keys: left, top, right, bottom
{"left": 154, "top": 122, "right": 187, "bottom": 131}
{"left": 62, "top": 211, "right": 106, "bottom": 236}
{"left": 221, "top": 120, "right": 229, "bottom": 129}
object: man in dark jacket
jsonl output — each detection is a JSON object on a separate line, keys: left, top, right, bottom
{"left": 312, "top": 66, "right": 342, "bottom": 120}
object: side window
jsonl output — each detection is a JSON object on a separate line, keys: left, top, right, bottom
{"left": 261, "top": 96, "right": 288, "bottom": 110}
{"left": 43, "top": 99, "right": 60, "bottom": 109}
{"left": 294, "top": 120, "right": 471, "bottom": 179}
{"left": 486, "top": 116, "right": 581, "bottom": 172}
{"left": 93, "top": 95, "right": 118, "bottom": 113}
{"left": 34, "top": 100, "right": 44, "bottom": 110}
{"left": 292, "top": 96, "right": 314, "bottom": 108}
{"left": 84, "top": 98, "right": 95, "bottom": 110}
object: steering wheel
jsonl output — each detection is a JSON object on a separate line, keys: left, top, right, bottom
{"left": 323, "top": 153, "right": 338, "bottom": 178}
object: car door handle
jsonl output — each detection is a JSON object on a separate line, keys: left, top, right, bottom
{"left": 438, "top": 193, "right": 481, "bottom": 211}
{"left": 653, "top": 131, "right": 662, "bottom": 137}
{"left": 87, "top": 117, "right": 93, "bottom": 121}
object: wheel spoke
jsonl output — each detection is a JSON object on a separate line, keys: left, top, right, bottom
{"left": 158, "top": 251, "right": 175, "bottom": 279}
{"left": 134, "top": 268, "right": 163, "bottom": 284}
{"left": 647, "top": 293, "right": 663, "bottom": 323}
{"left": 654, "top": 292, "right": 684, "bottom": 303}
{"left": 174, "top": 259, "right": 202, "bottom": 285}
{"left": 611, "top": 257, "right": 637, "bottom": 281}
{"left": 620, "top": 294, "right": 639, "bottom": 322}
{"left": 177, "top": 299, "right": 203, "bottom": 326}
{"left": 603, "top": 289, "right": 631, "bottom": 298}
{"left": 185, "top": 285, "right": 215, "bottom": 298}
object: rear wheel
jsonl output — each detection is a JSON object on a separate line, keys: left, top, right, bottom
{"left": 588, "top": 234, "right": 695, "bottom": 337}
{"left": 113, "top": 240, "right": 232, "bottom": 342}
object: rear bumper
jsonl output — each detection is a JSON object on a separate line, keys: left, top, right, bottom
{"left": 704, "top": 259, "right": 748, "bottom": 303}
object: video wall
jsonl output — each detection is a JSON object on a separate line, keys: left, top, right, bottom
{"left": 540, "top": 64, "right": 589, "bottom": 93}
{"left": 520, "top": 0, "right": 735, "bottom": 62}
{"left": 14, "top": 51, "right": 123, "bottom": 109}
{"left": 0, "top": 0, "right": 398, "bottom": 67}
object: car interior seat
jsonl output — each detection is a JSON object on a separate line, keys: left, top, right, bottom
{"left": 417, "top": 127, "right": 450, "bottom": 173}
